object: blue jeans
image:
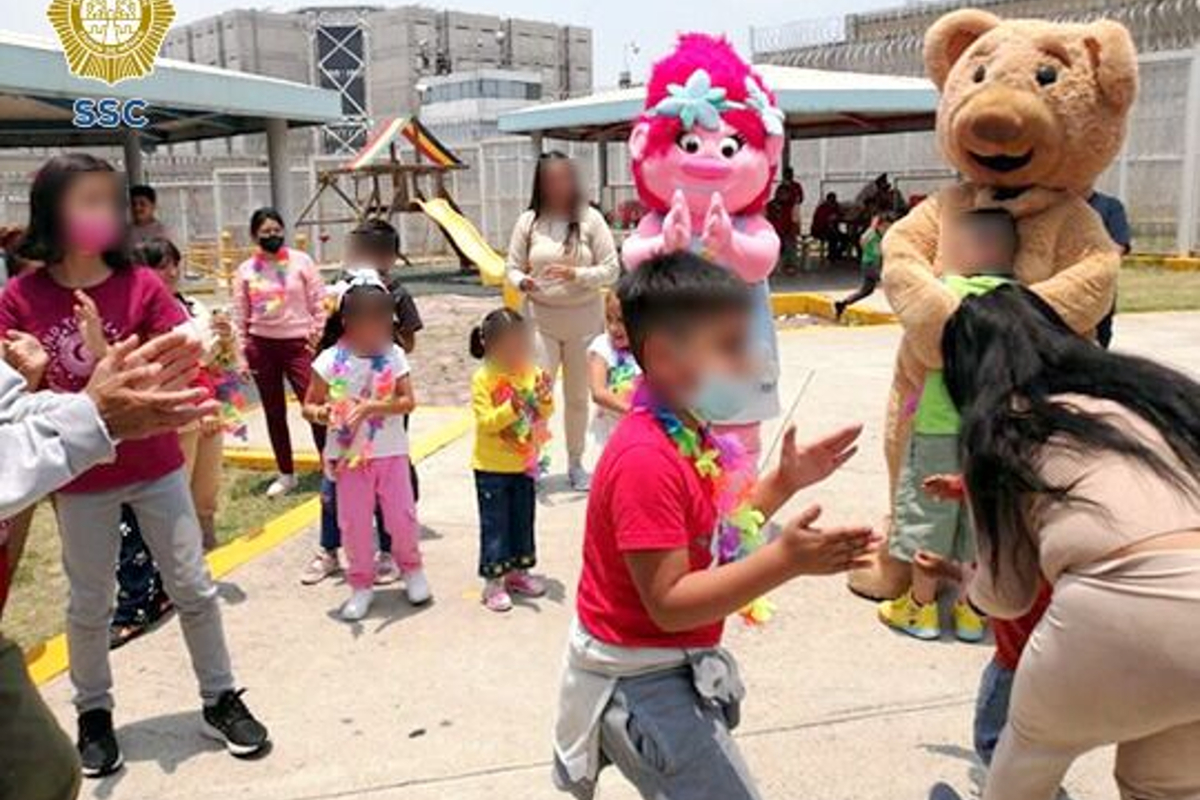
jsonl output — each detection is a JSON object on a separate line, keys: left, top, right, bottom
{"left": 974, "top": 657, "right": 1015, "bottom": 766}
{"left": 475, "top": 470, "right": 536, "bottom": 578}
{"left": 320, "top": 475, "right": 391, "bottom": 554}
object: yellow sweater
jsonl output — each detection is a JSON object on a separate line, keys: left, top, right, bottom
{"left": 471, "top": 362, "right": 554, "bottom": 473}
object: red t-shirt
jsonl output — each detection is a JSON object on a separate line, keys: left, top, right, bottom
{"left": 575, "top": 408, "right": 723, "bottom": 648}
{"left": 0, "top": 266, "right": 186, "bottom": 493}
{"left": 992, "top": 583, "right": 1053, "bottom": 670}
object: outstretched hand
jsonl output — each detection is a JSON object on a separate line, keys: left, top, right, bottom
{"left": 775, "top": 423, "right": 862, "bottom": 494}
{"left": 779, "top": 504, "right": 880, "bottom": 575}
{"left": 922, "top": 474, "right": 966, "bottom": 502}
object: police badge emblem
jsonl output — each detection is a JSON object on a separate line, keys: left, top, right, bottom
{"left": 47, "top": 0, "right": 175, "bottom": 85}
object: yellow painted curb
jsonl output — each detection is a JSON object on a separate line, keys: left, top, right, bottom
{"left": 770, "top": 291, "right": 896, "bottom": 326}
{"left": 1124, "top": 254, "right": 1200, "bottom": 272}
{"left": 222, "top": 406, "right": 471, "bottom": 472}
{"left": 26, "top": 409, "right": 473, "bottom": 685}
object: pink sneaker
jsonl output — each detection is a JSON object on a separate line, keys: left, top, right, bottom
{"left": 504, "top": 570, "right": 546, "bottom": 598}
{"left": 482, "top": 579, "right": 513, "bottom": 613}
{"left": 374, "top": 554, "right": 402, "bottom": 586}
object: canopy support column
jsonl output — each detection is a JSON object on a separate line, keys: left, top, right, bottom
{"left": 266, "top": 118, "right": 292, "bottom": 227}
{"left": 122, "top": 130, "right": 144, "bottom": 186}
{"left": 597, "top": 139, "right": 609, "bottom": 210}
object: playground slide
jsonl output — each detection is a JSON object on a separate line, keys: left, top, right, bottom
{"left": 416, "top": 198, "right": 506, "bottom": 286}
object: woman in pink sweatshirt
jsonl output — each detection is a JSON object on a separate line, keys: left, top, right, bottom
{"left": 233, "top": 207, "right": 327, "bottom": 497}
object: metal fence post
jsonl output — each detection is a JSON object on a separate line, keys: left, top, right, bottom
{"left": 1181, "top": 46, "right": 1200, "bottom": 255}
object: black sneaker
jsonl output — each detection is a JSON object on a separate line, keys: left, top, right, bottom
{"left": 201, "top": 689, "right": 270, "bottom": 758}
{"left": 77, "top": 709, "right": 123, "bottom": 778}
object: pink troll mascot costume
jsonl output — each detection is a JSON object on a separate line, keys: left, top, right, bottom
{"left": 623, "top": 33, "right": 785, "bottom": 460}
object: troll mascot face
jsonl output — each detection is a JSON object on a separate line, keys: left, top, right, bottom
{"left": 622, "top": 33, "right": 786, "bottom": 453}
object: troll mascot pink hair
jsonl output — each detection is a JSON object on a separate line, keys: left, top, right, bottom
{"left": 623, "top": 33, "right": 786, "bottom": 458}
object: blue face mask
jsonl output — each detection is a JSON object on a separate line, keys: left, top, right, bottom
{"left": 688, "top": 371, "right": 755, "bottom": 423}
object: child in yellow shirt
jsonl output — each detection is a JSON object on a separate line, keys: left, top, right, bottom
{"left": 470, "top": 308, "right": 554, "bottom": 612}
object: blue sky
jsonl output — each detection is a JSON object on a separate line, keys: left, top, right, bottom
{"left": 8, "top": 0, "right": 893, "bottom": 86}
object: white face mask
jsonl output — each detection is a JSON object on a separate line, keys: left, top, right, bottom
{"left": 687, "top": 371, "right": 756, "bottom": 423}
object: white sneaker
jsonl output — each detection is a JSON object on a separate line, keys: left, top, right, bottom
{"left": 403, "top": 569, "right": 432, "bottom": 605}
{"left": 568, "top": 464, "right": 591, "bottom": 492}
{"left": 266, "top": 474, "right": 298, "bottom": 499}
{"left": 340, "top": 588, "right": 375, "bottom": 621}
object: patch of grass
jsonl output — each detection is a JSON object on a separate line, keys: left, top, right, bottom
{"left": 1118, "top": 268, "right": 1200, "bottom": 313}
{"left": 2, "top": 468, "right": 320, "bottom": 651}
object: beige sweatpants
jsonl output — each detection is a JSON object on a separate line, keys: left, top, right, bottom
{"left": 528, "top": 296, "right": 605, "bottom": 465}
{"left": 985, "top": 550, "right": 1200, "bottom": 800}
{"left": 178, "top": 425, "right": 223, "bottom": 550}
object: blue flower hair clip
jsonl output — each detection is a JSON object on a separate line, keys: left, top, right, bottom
{"left": 743, "top": 77, "right": 785, "bottom": 138}
{"left": 650, "top": 68, "right": 744, "bottom": 131}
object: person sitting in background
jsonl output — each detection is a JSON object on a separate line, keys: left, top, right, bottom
{"left": 811, "top": 192, "right": 849, "bottom": 261}
{"left": 128, "top": 185, "right": 170, "bottom": 246}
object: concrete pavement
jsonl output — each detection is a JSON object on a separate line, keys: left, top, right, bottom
{"left": 40, "top": 312, "right": 1200, "bottom": 800}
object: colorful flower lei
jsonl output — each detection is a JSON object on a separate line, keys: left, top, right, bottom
{"left": 210, "top": 338, "right": 249, "bottom": 441}
{"left": 607, "top": 348, "right": 640, "bottom": 403}
{"left": 633, "top": 386, "right": 774, "bottom": 625}
{"left": 491, "top": 369, "right": 552, "bottom": 478}
{"left": 325, "top": 345, "right": 395, "bottom": 471}
{"left": 247, "top": 248, "right": 290, "bottom": 318}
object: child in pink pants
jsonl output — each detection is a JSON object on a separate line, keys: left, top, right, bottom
{"left": 304, "top": 271, "right": 430, "bottom": 621}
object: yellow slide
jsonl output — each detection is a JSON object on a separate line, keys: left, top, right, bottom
{"left": 416, "top": 198, "right": 506, "bottom": 286}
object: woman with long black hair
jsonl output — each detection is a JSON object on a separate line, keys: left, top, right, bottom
{"left": 506, "top": 151, "right": 619, "bottom": 491}
{"left": 941, "top": 285, "right": 1200, "bottom": 800}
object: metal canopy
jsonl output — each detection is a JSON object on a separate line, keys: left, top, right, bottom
{"left": 0, "top": 31, "right": 343, "bottom": 148}
{"left": 498, "top": 63, "right": 938, "bottom": 141}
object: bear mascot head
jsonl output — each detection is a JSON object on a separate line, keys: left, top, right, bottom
{"left": 848, "top": 10, "right": 1138, "bottom": 601}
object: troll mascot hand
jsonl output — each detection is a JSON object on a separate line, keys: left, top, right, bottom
{"left": 621, "top": 33, "right": 785, "bottom": 284}
{"left": 850, "top": 10, "right": 1137, "bottom": 602}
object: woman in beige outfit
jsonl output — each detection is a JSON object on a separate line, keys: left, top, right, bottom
{"left": 940, "top": 286, "right": 1200, "bottom": 800}
{"left": 506, "top": 151, "right": 619, "bottom": 490}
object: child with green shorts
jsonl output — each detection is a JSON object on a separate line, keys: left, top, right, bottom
{"left": 878, "top": 208, "right": 1018, "bottom": 641}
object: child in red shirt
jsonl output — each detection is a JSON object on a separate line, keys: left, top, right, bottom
{"left": 554, "top": 252, "right": 878, "bottom": 799}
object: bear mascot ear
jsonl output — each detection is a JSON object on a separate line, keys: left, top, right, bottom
{"left": 923, "top": 8, "right": 1001, "bottom": 90}
{"left": 1084, "top": 20, "right": 1138, "bottom": 113}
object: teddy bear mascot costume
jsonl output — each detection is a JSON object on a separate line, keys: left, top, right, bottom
{"left": 622, "top": 33, "right": 785, "bottom": 465}
{"left": 848, "top": 9, "right": 1138, "bottom": 600}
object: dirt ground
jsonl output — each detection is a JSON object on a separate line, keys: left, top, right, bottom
{"left": 410, "top": 293, "right": 501, "bottom": 407}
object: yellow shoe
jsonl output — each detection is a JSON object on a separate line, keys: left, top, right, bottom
{"left": 953, "top": 600, "right": 988, "bottom": 643}
{"left": 877, "top": 591, "right": 940, "bottom": 640}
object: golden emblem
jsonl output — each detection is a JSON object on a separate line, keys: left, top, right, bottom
{"left": 47, "top": 0, "right": 175, "bottom": 85}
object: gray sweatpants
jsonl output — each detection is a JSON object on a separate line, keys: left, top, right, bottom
{"left": 55, "top": 469, "right": 235, "bottom": 713}
{"left": 598, "top": 666, "right": 761, "bottom": 800}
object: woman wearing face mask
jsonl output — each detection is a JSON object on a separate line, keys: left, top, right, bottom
{"left": 0, "top": 154, "right": 270, "bottom": 776}
{"left": 506, "top": 151, "right": 619, "bottom": 491}
{"left": 233, "top": 207, "right": 327, "bottom": 498}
